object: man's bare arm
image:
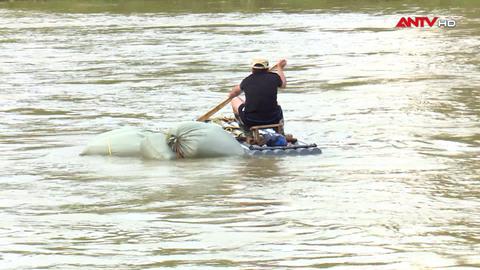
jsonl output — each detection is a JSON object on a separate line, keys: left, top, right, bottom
{"left": 228, "top": 85, "right": 241, "bottom": 98}
{"left": 276, "top": 59, "right": 287, "bottom": 88}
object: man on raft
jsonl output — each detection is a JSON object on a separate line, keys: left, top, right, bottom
{"left": 228, "top": 58, "right": 287, "bottom": 129}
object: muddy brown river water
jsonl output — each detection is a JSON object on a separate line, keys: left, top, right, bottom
{"left": 0, "top": 1, "right": 479, "bottom": 269}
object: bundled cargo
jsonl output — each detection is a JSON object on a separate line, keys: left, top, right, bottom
{"left": 80, "top": 127, "right": 145, "bottom": 157}
{"left": 80, "top": 122, "right": 245, "bottom": 159}
{"left": 140, "top": 132, "right": 176, "bottom": 160}
{"left": 166, "top": 122, "right": 244, "bottom": 158}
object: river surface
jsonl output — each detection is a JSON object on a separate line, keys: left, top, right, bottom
{"left": 0, "top": 1, "right": 479, "bottom": 269}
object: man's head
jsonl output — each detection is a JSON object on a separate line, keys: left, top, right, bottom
{"left": 251, "top": 58, "right": 269, "bottom": 73}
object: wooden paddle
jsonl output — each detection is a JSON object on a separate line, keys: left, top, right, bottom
{"left": 196, "top": 63, "right": 279, "bottom": 122}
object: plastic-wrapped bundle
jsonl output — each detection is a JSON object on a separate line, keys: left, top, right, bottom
{"left": 167, "top": 122, "right": 244, "bottom": 158}
{"left": 80, "top": 127, "right": 145, "bottom": 157}
{"left": 80, "top": 122, "right": 243, "bottom": 159}
{"left": 140, "top": 132, "right": 176, "bottom": 160}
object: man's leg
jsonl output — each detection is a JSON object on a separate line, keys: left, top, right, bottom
{"left": 230, "top": 97, "right": 244, "bottom": 115}
{"left": 231, "top": 97, "right": 249, "bottom": 131}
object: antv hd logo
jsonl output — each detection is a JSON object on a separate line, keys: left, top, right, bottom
{"left": 395, "top": 17, "right": 456, "bottom": 28}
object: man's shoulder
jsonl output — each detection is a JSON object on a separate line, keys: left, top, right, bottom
{"left": 266, "top": 72, "right": 281, "bottom": 83}
{"left": 241, "top": 73, "right": 257, "bottom": 84}
{"left": 243, "top": 73, "right": 256, "bottom": 79}
{"left": 267, "top": 72, "right": 280, "bottom": 78}
{"left": 246, "top": 72, "right": 279, "bottom": 79}
{"left": 240, "top": 73, "right": 255, "bottom": 89}
{"left": 242, "top": 72, "right": 280, "bottom": 83}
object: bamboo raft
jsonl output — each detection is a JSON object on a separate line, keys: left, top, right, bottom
{"left": 208, "top": 116, "right": 322, "bottom": 156}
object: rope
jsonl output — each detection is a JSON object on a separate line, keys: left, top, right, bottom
{"left": 107, "top": 140, "right": 112, "bottom": 156}
{"left": 167, "top": 134, "right": 184, "bottom": 159}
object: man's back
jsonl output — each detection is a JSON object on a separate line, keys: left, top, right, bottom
{"left": 240, "top": 71, "right": 282, "bottom": 121}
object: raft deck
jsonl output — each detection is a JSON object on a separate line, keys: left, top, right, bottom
{"left": 209, "top": 116, "right": 322, "bottom": 156}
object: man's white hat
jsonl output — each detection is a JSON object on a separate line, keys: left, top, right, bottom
{"left": 251, "top": 58, "right": 269, "bottom": 69}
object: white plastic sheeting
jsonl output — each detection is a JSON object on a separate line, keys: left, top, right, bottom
{"left": 140, "top": 132, "right": 176, "bottom": 160}
{"left": 167, "top": 122, "right": 244, "bottom": 158}
{"left": 80, "top": 122, "right": 244, "bottom": 159}
{"left": 80, "top": 127, "right": 145, "bottom": 157}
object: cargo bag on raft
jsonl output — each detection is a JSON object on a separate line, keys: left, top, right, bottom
{"left": 140, "top": 133, "right": 176, "bottom": 160}
{"left": 166, "top": 122, "right": 244, "bottom": 158}
{"left": 80, "top": 122, "right": 244, "bottom": 159}
{"left": 80, "top": 127, "right": 145, "bottom": 157}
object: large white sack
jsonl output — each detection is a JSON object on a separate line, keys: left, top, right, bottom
{"left": 167, "top": 122, "right": 244, "bottom": 158}
{"left": 140, "top": 132, "right": 176, "bottom": 160}
{"left": 80, "top": 127, "right": 145, "bottom": 157}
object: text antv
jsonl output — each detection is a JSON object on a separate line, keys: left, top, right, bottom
{"left": 396, "top": 17, "right": 456, "bottom": 28}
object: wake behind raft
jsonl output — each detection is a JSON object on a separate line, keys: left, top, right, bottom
{"left": 80, "top": 120, "right": 321, "bottom": 160}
